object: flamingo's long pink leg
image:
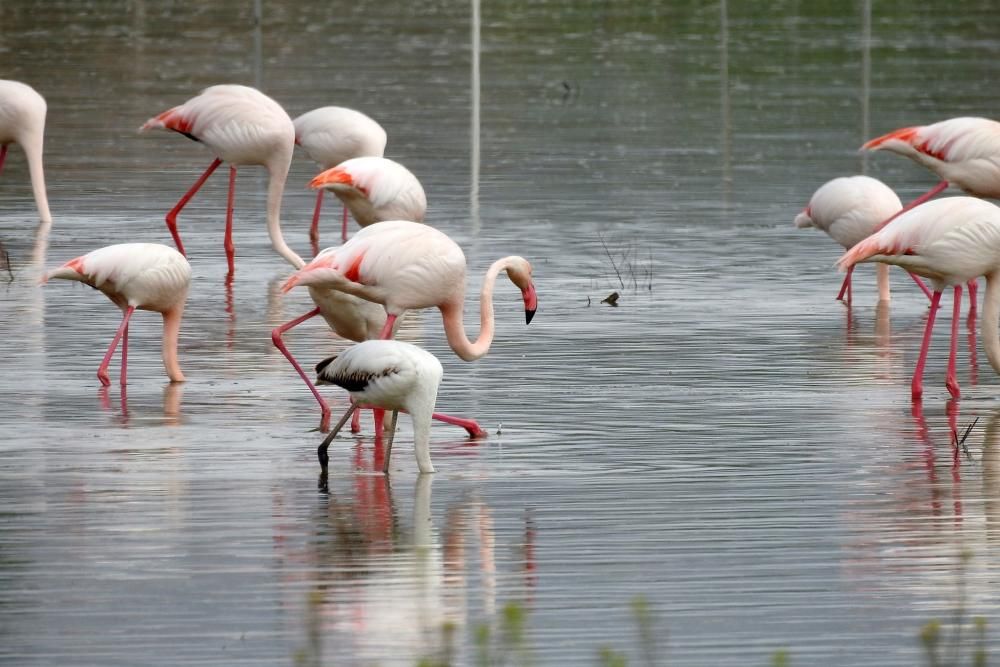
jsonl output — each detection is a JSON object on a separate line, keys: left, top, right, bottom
{"left": 351, "top": 408, "right": 362, "bottom": 433}
{"left": 165, "top": 158, "right": 222, "bottom": 257}
{"left": 873, "top": 180, "right": 950, "bottom": 233}
{"left": 946, "top": 285, "right": 962, "bottom": 399}
{"left": 310, "top": 190, "right": 324, "bottom": 251}
{"left": 378, "top": 314, "right": 398, "bottom": 340}
{"left": 271, "top": 308, "right": 332, "bottom": 431}
{"left": 968, "top": 279, "right": 978, "bottom": 317}
{"left": 908, "top": 272, "right": 934, "bottom": 302}
{"left": 120, "top": 318, "right": 129, "bottom": 386}
{"left": 341, "top": 205, "right": 350, "bottom": 242}
{"left": 836, "top": 267, "right": 853, "bottom": 303}
{"left": 374, "top": 408, "right": 386, "bottom": 440}
{"left": 912, "top": 290, "right": 943, "bottom": 401}
{"left": 431, "top": 412, "right": 489, "bottom": 438}
{"left": 0, "top": 145, "right": 7, "bottom": 175}
{"left": 224, "top": 166, "right": 237, "bottom": 276}
{"left": 97, "top": 306, "right": 135, "bottom": 387}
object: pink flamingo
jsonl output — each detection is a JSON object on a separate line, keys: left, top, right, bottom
{"left": 794, "top": 175, "right": 935, "bottom": 304}
{"left": 293, "top": 106, "right": 387, "bottom": 246}
{"left": 838, "top": 196, "right": 1000, "bottom": 400}
{"left": 0, "top": 79, "right": 51, "bottom": 223}
{"left": 281, "top": 220, "right": 537, "bottom": 430}
{"left": 863, "top": 117, "right": 1000, "bottom": 308}
{"left": 139, "top": 84, "right": 302, "bottom": 274}
{"left": 281, "top": 220, "right": 537, "bottom": 355}
{"left": 309, "top": 156, "right": 426, "bottom": 235}
{"left": 42, "top": 243, "right": 190, "bottom": 386}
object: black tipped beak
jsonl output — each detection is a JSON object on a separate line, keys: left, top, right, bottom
{"left": 525, "top": 308, "right": 536, "bottom": 325}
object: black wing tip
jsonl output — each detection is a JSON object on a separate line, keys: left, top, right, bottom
{"left": 315, "top": 355, "right": 338, "bottom": 377}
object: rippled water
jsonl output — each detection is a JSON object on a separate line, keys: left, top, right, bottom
{"left": 3, "top": 1, "right": 1000, "bottom": 665}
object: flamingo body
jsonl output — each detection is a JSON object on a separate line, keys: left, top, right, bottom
{"left": 838, "top": 197, "right": 1000, "bottom": 399}
{"left": 281, "top": 220, "right": 538, "bottom": 361}
{"left": 311, "top": 156, "right": 427, "bottom": 227}
{"left": 44, "top": 243, "right": 191, "bottom": 385}
{"left": 140, "top": 84, "right": 301, "bottom": 270}
{"left": 863, "top": 117, "right": 1000, "bottom": 199}
{"left": 316, "top": 340, "right": 442, "bottom": 473}
{"left": 293, "top": 106, "right": 386, "bottom": 169}
{"left": 795, "top": 175, "right": 902, "bottom": 249}
{"left": 0, "top": 79, "right": 51, "bottom": 223}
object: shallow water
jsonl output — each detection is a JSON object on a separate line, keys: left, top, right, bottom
{"left": 3, "top": 1, "right": 1000, "bottom": 665}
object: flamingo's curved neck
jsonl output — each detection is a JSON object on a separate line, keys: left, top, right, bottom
{"left": 406, "top": 388, "right": 437, "bottom": 474}
{"left": 982, "top": 271, "right": 1000, "bottom": 376}
{"left": 440, "top": 257, "right": 515, "bottom": 362}
{"left": 162, "top": 303, "right": 186, "bottom": 382}
{"left": 22, "top": 133, "right": 51, "bottom": 224}
{"left": 266, "top": 161, "right": 304, "bottom": 269}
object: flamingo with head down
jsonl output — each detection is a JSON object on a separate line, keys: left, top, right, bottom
{"left": 0, "top": 79, "right": 51, "bottom": 224}
{"left": 838, "top": 196, "right": 1000, "bottom": 401}
{"left": 140, "top": 84, "right": 302, "bottom": 275}
{"left": 293, "top": 106, "right": 388, "bottom": 246}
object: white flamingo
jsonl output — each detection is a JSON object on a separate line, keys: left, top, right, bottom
{"left": 794, "top": 175, "right": 933, "bottom": 303}
{"left": 0, "top": 79, "right": 51, "bottom": 223}
{"left": 43, "top": 243, "right": 191, "bottom": 386}
{"left": 315, "top": 339, "right": 443, "bottom": 474}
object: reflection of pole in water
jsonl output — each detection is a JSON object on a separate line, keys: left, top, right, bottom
{"left": 860, "top": 0, "right": 871, "bottom": 174}
{"left": 719, "top": 0, "right": 731, "bottom": 209}
{"left": 253, "top": 0, "right": 263, "bottom": 90}
{"left": 470, "top": 0, "right": 481, "bottom": 233}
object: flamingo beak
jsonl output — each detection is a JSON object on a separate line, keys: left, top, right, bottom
{"left": 522, "top": 283, "right": 537, "bottom": 324}
{"left": 309, "top": 167, "right": 353, "bottom": 190}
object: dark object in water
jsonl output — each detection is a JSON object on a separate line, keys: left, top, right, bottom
{"left": 601, "top": 291, "right": 620, "bottom": 307}
{"left": 0, "top": 241, "right": 11, "bottom": 282}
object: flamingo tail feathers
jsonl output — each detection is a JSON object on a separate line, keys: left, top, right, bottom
{"left": 862, "top": 126, "right": 919, "bottom": 151}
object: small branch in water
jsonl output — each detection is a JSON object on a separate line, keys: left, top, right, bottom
{"left": 599, "top": 232, "right": 625, "bottom": 289}
{"left": 952, "top": 416, "right": 979, "bottom": 460}
{"left": 0, "top": 242, "right": 12, "bottom": 283}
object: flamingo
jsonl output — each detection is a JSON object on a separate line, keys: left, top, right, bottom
{"left": 42, "top": 243, "right": 191, "bottom": 386}
{"left": 309, "top": 156, "right": 427, "bottom": 236}
{"left": 863, "top": 117, "right": 1000, "bottom": 308}
{"left": 794, "top": 175, "right": 921, "bottom": 304}
{"left": 139, "top": 84, "right": 302, "bottom": 275}
{"left": 837, "top": 196, "right": 1000, "bottom": 400}
{"left": 292, "top": 106, "right": 387, "bottom": 246}
{"left": 0, "top": 79, "right": 51, "bottom": 224}
{"left": 280, "top": 219, "right": 538, "bottom": 358}
{"left": 314, "top": 340, "right": 443, "bottom": 474}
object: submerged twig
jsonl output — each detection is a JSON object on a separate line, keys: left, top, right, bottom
{"left": 599, "top": 232, "right": 625, "bottom": 289}
{"left": 952, "top": 416, "right": 979, "bottom": 460}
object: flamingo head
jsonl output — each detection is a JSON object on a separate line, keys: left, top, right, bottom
{"left": 309, "top": 166, "right": 355, "bottom": 191}
{"left": 793, "top": 205, "right": 815, "bottom": 229}
{"left": 41, "top": 256, "right": 87, "bottom": 285}
{"left": 281, "top": 250, "right": 339, "bottom": 293}
{"left": 504, "top": 256, "right": 537, "bottom": 324}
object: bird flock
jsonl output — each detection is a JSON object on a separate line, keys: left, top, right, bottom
{"left": 1, "top": 80, "right": 538, "bottom": 475}
{"left": 798, "top": 117, "right": 1000, "bottom": 402}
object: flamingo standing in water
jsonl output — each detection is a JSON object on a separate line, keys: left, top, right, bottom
{"left": 863, "top": 117, "right": 1000, "bottom": 309}
{"left": 310, "top": 156, "right": 426, "bottom": 233}
{"left": 794, "top": 175, "right": 922, "bottom": 304}
{"left": 282, "top": 220, "right": 538, "bottom": 355}
{"left": 42, "top": 243, "right": 191, "bottom": 386}
{"left": 281, "top": 220, "right": 537, "bottom": 432}
{"left": 293, "top": 106, "right": 387, "bottom": 246}
{"left": 0, "top": 79, "right": 51, "bottom": 224}
{"left": 838, "top": 197, "right": 1000, "bottom": 400}
{"left": 140, "top": 85, "right": 302, "bottom": 274}
{"left": 315, "top": 339, "right": 443, "bottom": 474}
